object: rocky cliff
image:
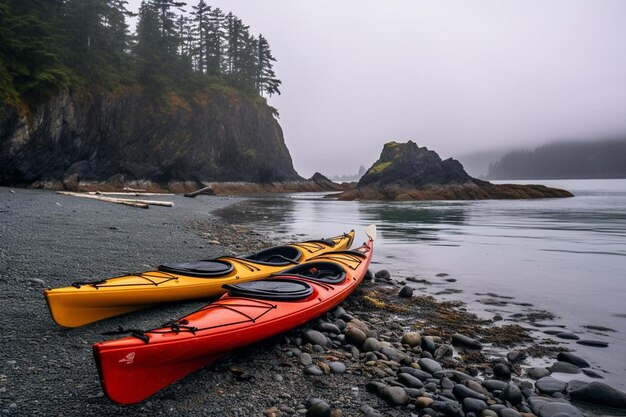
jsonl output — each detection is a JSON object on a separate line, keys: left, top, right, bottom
{"left": 0, "top": 87, "right": 301, "bottom": 189}
{"left": 338, "top": 141, "right": 573, "bottom": 200}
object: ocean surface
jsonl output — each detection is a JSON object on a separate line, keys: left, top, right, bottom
{"left": 216, "top": 179, "right": 626, "bottom": 390}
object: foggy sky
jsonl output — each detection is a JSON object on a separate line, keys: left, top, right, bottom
{"left": 127, "top": 0, "right": 626, "bottom": 178}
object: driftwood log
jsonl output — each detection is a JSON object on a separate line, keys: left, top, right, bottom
{"left": 184, "top": 186, "right": 214, "bottom": 198}
{"left": 57, "top": 192, "right": 173, "bottom": 208}
{"left": 92, "top": 191, "right": 174, "bottom": 197}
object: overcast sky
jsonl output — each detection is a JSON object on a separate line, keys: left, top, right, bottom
{"left": 128, "top": 0, "right": 626, "bottom": 177}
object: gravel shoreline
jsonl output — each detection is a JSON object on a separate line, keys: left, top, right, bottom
{"left": 1, "top": 187, "right": 625, "bottom": 416}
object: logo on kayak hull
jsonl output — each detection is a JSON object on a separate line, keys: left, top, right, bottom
{"left": 118, "top": 352, "right": 135, "bottom": 364}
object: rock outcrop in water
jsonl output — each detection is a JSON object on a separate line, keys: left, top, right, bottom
{"left": 338, "top": 141, "right": 573, "bottom": 200}
{"left": 0, "top": 88, "right": 302, "bottom": 190}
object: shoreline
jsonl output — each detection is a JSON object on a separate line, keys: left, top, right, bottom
{"left": 1, "top": 187, "right": 625, "bottom": 415}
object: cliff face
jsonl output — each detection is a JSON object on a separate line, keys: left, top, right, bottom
{"left": 339, "top": 141, "right": 573, "bottom": 201}
{"left": 0, "top": 88, "right": 301, "bottom": 188}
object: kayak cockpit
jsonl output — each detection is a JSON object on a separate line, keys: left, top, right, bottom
{"left": 224, "top": 279, "right": 313, "bottom": 301}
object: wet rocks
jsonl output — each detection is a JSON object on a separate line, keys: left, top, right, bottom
{"left": 576, "top": 339, "right": 609, "bottom": 348}
{"left": 299, "top": 353, "right": 313, "bottom": 366}
{"left": 528, "top": 397, "right": 584, "bottom": 417}
{"left": 328, "top": 362, "right": 346, "bottom": 374}
{"left": 418, "top": 358, "right": 443, "bottom": 374}
{"left": 493, "top": 363, "right": 511, "bottom": 380}
{"left": 399, "top": 286, "right": 413, "bottom": 298}
{"left": 501, "top": 383, "right": 523, "bottom": 405}
{"left": 451, "top": 333, "right": 483, "bottom": 350}
{"left": 568, "top": 381, "right": 626, "bottom": 408}
{"left": 453, "top": 384, "right": 487, "bottom": 401}
{"left": 556, "top": 352, "right": 589, "bottom": 368}
{"left": 527, "top": 367, "right": 551, "bottom": 379}
{"left": 398, "top": 373, "right": 424, "bottom": 388}
{"left": 303, "top": 330, "right": 330, "bottom": 348}
{"left": 420, "top": 337, "right": 437, "bottom": 353}
{"left": 535, "top": 377, "right": 567, "bottom": 395}
{"left": 374, "top": 270, "right": 390, "bottom": 280}
{"left": 362, "top": 337, "right": 382, "bottom": 352}
{"left": 304, "top": 365, "right": 324, "bottom": 376}
{"left": 548, "top": 361, "right": 580, "bottom": 374}
{"left": 400, "top": 332, "right": 421, "bottom": 347}
{"left": 463, "top": 397, "right": 488, "bottom": 413}
{"left": 306, "top": 399, "right": 331, "bottom": 417}
{"left": 506, "top": 350, "right": 527, "bottom": 364}
{"left": 378, "top": 386, "right": 409, "bottom": 405}
{"left": 555, "top": 332, "right": 579, "bottom": 340}
{"left": 344, "top": 327, "right": 366, "bottom": 347}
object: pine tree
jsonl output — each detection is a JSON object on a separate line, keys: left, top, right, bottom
{"left": 191, "top": 0, "right": 210, "bottom": 73}
{"left": 206, "top": 7, "right": 224, "bottom": 75}
{"left": 257, "top": 34, "right": 281, "bottom": 96}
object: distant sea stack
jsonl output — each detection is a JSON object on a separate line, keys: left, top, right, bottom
{"left": 0, "top": 88, "right": 302, "bottom": 190}
{"left": 338, "top": 141, "right": 573, "bottom": 201}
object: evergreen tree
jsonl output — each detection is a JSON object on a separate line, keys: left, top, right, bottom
{"left": 0, "top": 0, "right": 72, "bottom": 102}
{"left": 191, "top": 0, "right": 209, "bottom": 73}
{"left": 257, "top": 34, "right": 281, "bottom": 96}
{"left": 206, "top": 6, "right": 224, "bottom": 75}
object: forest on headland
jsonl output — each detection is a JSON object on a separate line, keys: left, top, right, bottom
{"left": 487, "top": 138, "right": 626, "bottom": 180}
{"left": 0, "top": 0, "right": 281, "bottom": 109}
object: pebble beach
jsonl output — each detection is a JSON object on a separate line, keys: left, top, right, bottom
{"left": 1, "top": 187, "right": 625, "bottom": 416}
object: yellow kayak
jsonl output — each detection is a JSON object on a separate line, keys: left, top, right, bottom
{"left": 44, "top": 231, "right": 354, "bottom": 327}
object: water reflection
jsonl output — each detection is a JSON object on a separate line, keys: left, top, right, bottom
{"left": 358, "top": 203, "right": 468, "bottom": 242}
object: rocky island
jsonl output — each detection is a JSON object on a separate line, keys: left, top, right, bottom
{"left": 338, "top": 141, "right": 573, "bottom": 201}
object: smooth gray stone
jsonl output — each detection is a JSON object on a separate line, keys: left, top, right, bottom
{"left": 507, "top": 350, "right": 527, "bottom": 363}
{"left": 344, "top": 327, "right": 366, "bottom": 347}
{"left": 375, "top": 270, "right": 390, "bottom": 280}
{"left": 453, "top": 384, "right": 487, "bottom": 401}
{"left": 493, "top": 363, "right": 511, "bottom": 380}
{"left": 399, "top": 285, "right": 414, "bottom": 298}
{"left": 535, "top": 377, "right": 567, "bottom": 395}
{"left": 482, "top": 380, "right": 508, "bottom": 391}
{"left": 556, "top": 352, "right": 590, "bottom": 368}
{"left": 303, "top": 330, "right": 330, "bottom": 347}
{"left": 500, "top": 409, "right": 522, "bottom": 417}
{"left": 418, "top": 358, "right": 443, "bottom": 374}
{"left": 501, "top": 383, "right": 523, "bottom": 405}
{"left": 576, "top": 339, "right": 609, "bottom": 347}
{"left": 569, "top": 381, "right": 626, "bottom": 408}
{"left": 359, "top": 405, "right": 383, "bottom": 417}
{"left": 366, "top": 381, "right": 387, "bottom": 393}
{"left": 304, "top": 365, "right": 323, "bottom": 376}
{"left": 317, "top": 322, "right": 340, "bottom": 334}
{"left": 378, "top": 386, "right": 409, "bottom": 405}
{"left": 381, "top": 346, "right": 408, "bottom": 362}
{"left": 555, "top": 332, "right": 580, "bottom": 340}
{"left": 451, "top": 333, "right": 483, "bottom": 350}
{"left": 463, "top": 398, "right": 488, "bottom": 413}
{"left": 431, "top": 400, "right": 464, "bottom": 417}
{"left": 421, "top": 337, "right": 437, "bottom": 353}
{"left": 328, "top": 361, "right": 346, "bottom": 374}
{"left": 306, "top": 400, "right": 331, "bottom": 417}
{"left": 527, "top": 367, "right": 551, "bottom": 379}
{"left": 398, "top": 373, "right": 424, "bottom": 388}
{"left": 549, "top": 361, "right": 581, "bottom": 374}
{"left": 362, "top": 337, "right": 382, "bottom": 352}
{"left": 299, "top": 352, "right": 313, "bottom": 366}
{"left": 528, "top": 397, "right": 584, "bottom": 417}
{"left": 398, "top": 366, "right": 432, "bottom": 381}
{"left": 582, "top": 368, "right": 604, "bottom": 379}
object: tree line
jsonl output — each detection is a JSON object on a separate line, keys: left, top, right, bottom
{"left": 487, "top": 139, "right": 626, "bottom": 180}
{"left": 0, "top": 0, "right": 281, "bottom": 106}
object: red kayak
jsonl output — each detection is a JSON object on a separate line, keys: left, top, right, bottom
{"left": 93, "top": 227, "right": 375, "bottom": 405}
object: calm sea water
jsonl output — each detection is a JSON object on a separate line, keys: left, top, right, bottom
{"left": 217, "top": 179, "right": 626, "bottom": 390}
